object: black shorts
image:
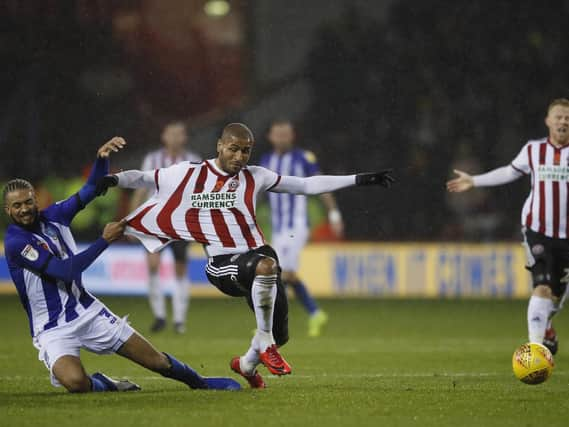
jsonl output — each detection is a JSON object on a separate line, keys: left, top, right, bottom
{"left": 164, "top": 241, "right": 189, "bottom": 263}
{"left": 523, "top": 228, "right": 569, "bottom": 298}
{"left": 205, "top": 245, "right": 289, "bottom": 346}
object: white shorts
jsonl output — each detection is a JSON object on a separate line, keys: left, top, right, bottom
{"left": 33, "top": 302, "right": 135, "bottom": 387}
{"left": 272, "top": 228, "right": 309, "bottom": 272}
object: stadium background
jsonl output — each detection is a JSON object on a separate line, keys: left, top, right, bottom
{"left": 2, "top": 0, "right": 566, "bottom": 298}
{"left": 3, "top": 2, "right": 569, "bottom": 426}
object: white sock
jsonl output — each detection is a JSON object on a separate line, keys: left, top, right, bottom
{"left": 527, "top": 296, "right": 554, "bottom": 343}
{"left": 240, "top": 346, "right": 260, "bottom": 375}
{"left": 251, "top": 274, "right": 277, "bottom": 351}
{"left": 148, "top": 273, "right": 166, "bottom": 320}
{"left": 172, "top": 277, "right": 190, "bottom": 324}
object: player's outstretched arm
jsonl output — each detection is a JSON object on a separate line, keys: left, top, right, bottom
{"left": 7, "top": 220, "right": 127, "bottom": 283}
{"left": 271, "top": 170, "right": 395, "bottom": 195}
{"left": 446, "top": 166, "right": 523, "bottom": 193}
{"left": 96, "top": 169, "right": 156, "bottom": 195}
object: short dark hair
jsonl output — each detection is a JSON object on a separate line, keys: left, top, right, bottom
{"left": 3, "top": 179, "right": 34, "bottom": 206}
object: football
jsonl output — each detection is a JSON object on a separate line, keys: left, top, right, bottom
{"left": 512, "top": 343, "right": 554, "bottom": 385}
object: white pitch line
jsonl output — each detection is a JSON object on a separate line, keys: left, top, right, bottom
{"left": 2, "top": 371, "right": 568, "bottom": 382}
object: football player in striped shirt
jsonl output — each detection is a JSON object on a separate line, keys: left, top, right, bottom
{"left": 3, "top": 138, "right": 239, "bottom": 393}
{"left": 447, "top": 98, "right": 569, "bottom": 354}
{"left": 260, "top": 119, "right": 344, "bottom": 337}
{"left": 96, "top": 123, "right": 395, "bottom": 388}
{"left": 130, "top": 121, "right": 201, "bottom": 334}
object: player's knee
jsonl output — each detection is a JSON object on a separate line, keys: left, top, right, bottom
{"left": 533, "top": 284, "right": 553, "bottom": 298}
{"left": 256, "top": 257, "right": 278, "bottom": 276}
{"left": 61, "top": 373, "right": 91, "bottom": 393}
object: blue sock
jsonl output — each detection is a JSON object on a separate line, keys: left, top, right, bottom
{"left": 90, "top": 375, "right": 114, "bottom": 392}
{"left": 162, "top": 353, "right": 208, "bottom": 389}
{"left": 291, "top": 281, "right": 318, "bottom": 315}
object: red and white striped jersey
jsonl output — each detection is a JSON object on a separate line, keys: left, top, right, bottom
{"left": 126, "top": 159, "right": 281, "bottom": 256}
{"left": 141, "top": 148, "right": 201, "bottom": 171}
{"left": 512, "top": 137, "right": 569, "bottom": 238}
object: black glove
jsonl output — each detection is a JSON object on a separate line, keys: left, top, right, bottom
{"left": 95, "top": 175, "right": 119, "bottom": 196}
{"left": 355, "top": 169, "right": 396, "bottom": 188}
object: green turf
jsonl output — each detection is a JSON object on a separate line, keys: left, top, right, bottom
{"left": 1, "top": 295, "right": 568, "bottom": 427}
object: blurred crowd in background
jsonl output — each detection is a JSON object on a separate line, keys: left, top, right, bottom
{"left": 1, "top": 0, "right": 568, "bottom": 241}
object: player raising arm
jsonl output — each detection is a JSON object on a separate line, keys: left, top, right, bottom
{"left": 447, "top": 98, "right": 569, "bottom": 355}
{"left": 3, "top": 137, "right": 239, "bottom": 393}
{"left": 96, "top": 123, "right": 395, "bottom": 388}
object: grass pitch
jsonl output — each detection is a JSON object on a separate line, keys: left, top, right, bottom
{"left": 1, "top": 296, "right": 568, "bottom": 427}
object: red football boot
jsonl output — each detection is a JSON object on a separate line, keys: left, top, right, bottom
{"left": 230, "top": 357, "right": 266, "bottom": 389}
{"left": 259, "top": 345, "right": 291, "bottom": 376}
{"left": 543, "top": 326, "right": 558, "bottom": 355}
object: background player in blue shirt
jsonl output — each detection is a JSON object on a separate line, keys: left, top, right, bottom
{"left": 3, "top": 137, "right": 239, "bottom": 393}
{"left": 260, "top": 119, "right": 344, "bottom": 337}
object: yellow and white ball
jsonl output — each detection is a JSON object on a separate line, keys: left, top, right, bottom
{"left": 512, "top": 343, "right": 554, "bottom": 385}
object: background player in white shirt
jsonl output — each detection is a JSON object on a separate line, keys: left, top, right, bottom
{"left": 131, "top": 121, "right": 201, "bottom": 334}
{"left": 97, "top": 123, "right": 395, "bottom": 388}
{"left": 260, "top": 119, "right": 344, "bottom": 337}
{"left": 3, "top": 138, "right": 239, "bottom": 393}
{"left": 447, "top": 98, "right": 569, "bottom": 354}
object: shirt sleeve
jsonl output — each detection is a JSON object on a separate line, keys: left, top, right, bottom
{"left": 116, "top": 169, "right": 157, "bottom": 190}
{"left": 272, "top": 174, "right": 356, "bottom": 195}
{"left": 5, "top": 236, "right": 54, "bottom": 275}
{"left": 511, "top": 144, "right": 531, "bottom": 175}
{"left": 41, "top": 195, "right": 84, "bottom": 226}
{"left": 472, "top": 165, "right": 524, "bottom": 187}
{"left": 249, "top": 166, "right": 281, "bottom": 192}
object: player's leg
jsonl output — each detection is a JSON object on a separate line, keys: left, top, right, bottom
{"left": 542, "top": 239, "right": 569, "bottom": 354}
{"left": 232, "top": 276, "right": 290, "bottom": 388}
{"left": 39, "top": 330, "right": 137, "bottom": 393}
{"left": 147, "top": 251, "right": 166, "bottom": 332}
{"left": 282, "top": 269, "right": 328, "bottom": 337}
{"left": 242, "top": 247, "right": 291, "bottom": 376}
{"left": 524, "top": 229, "right": 555, "bottom": 344}
{"left": 170, "top": 241, "right": 190, "bottom": 334}
{"left": 117, "top": 331, "right": 239, "bottom": 390}
{"left": 52, "top": 355, "right": 138, "bottom": 392}
{"left": 275, "top": 231, "right": 327, "bottom": 337}
{"left": 51, "top": 355, "right": 92, "bottom": 392}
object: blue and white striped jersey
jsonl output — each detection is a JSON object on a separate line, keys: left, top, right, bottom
{"left": 4, "top": 197, "right": 99, "bottom": 337}
{"left": 260, "top": 148, "right": 320, "bottom": 233}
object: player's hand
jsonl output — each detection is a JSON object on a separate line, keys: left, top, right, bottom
{"left": 328, "top": 209, "right": 344, "bottom": 237}
{"left": 446, "top": 169, "right": 474, "bottom": 193}
{"left": 95, "top": 175, "right": 119, "bottom": 196}
{"left": 102, "top": 219, "right": 128, "bottom": 243}
{"left": 355, "top": 169, "right": 396, "bottom": 188}
{"left": 97, "top": 137, "right": 127, "bottom": 158}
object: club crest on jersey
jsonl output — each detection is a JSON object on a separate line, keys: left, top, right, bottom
{"left": 21, "top": 244, "right": 39, "bottom": 262}
{"left": 228, "top": 179, "right": 240, "bottom": 191}
{"left": 531, "top": 244, "right": 545, "bottom": 256}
